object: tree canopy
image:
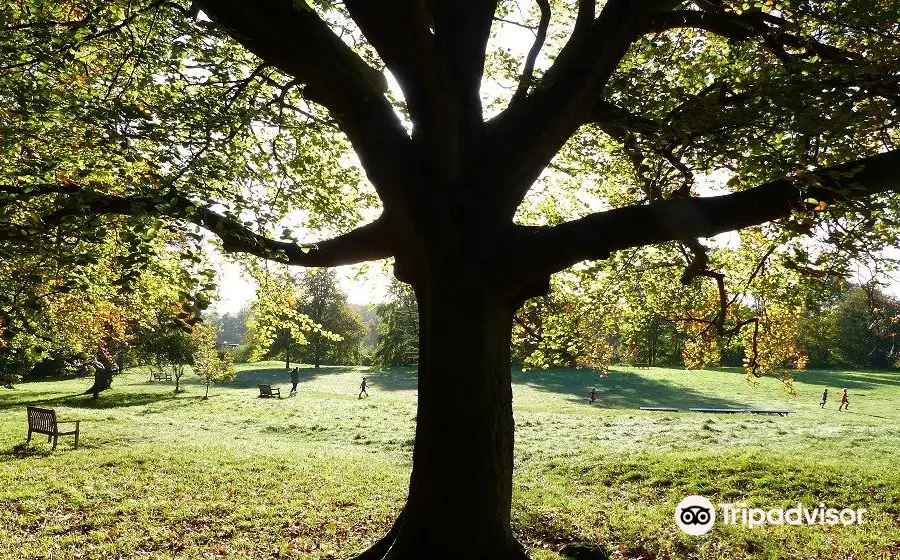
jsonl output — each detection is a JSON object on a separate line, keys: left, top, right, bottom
{"left": 3, "top": 1, "right": 899, "bottom": 558}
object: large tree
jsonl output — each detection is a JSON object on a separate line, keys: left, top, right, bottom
{"left": 3, "top": 1, "right": 900, "bottom": 558}
{"left": 373, "top": 279, "right": 420, "bottom": 369}
{"left": 293, "top": 268, "right": 367, "bottom": 368}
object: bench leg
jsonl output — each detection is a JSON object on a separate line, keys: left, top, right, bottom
{"left": 26, "top": 430, "right": 31, "bottom": 445}
{"left": 52, "top": 434, "right": 57, "bottom": 450}
{"left": 74, "top": 430, "right": 79, "bottom": 450}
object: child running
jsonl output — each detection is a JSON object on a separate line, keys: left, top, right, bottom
{"left": 838, "top": 388, "right": 849, "bottom": 411}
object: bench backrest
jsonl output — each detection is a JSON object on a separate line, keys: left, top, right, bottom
{"left": 27, "top": 406, "right": 57, "bottom": 434}
{"left": 259, "top": 384, "right": 272, "bottom": 395}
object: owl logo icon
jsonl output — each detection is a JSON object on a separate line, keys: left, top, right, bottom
{"left": 675, "top": 495, "right": 716, "bottom": 535}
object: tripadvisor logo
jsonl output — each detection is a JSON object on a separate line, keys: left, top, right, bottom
{"left": 675, "top": 495, "right": 716, "bottom": 535}
{"left": 675, "top": 495, "right": 867, "bottom": 535}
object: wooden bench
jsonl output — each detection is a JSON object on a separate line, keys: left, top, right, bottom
{"left": 639, "top": 406, "right": 680, "bottom": 412}
{"left": 689, "top": 408, "right": 749, "bottom": 414}
{"left": 633, "top": 362, "right": 650, "bottom": 369}
{"left": 748, "top": 409, "right": 794, "bottom": 417}
{"left": 150, "top": 370, "right": 172, "bottom": 382}
{"left": 258, "top": 384, "right": 281, "bottom": 399}
{"left": 26, "top": 406, "right": 80, "bottom": 450}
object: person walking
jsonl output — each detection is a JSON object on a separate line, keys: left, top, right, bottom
{"left": 358, "top": 377, "right": 369, "bottom": 399}
{"left": 820, "top": 388, "right": 828, "bottom": 408}
{"left": 289, "top": 367, "right": 299, "bottom": 397}
{"left": 588, "top": 387, "right": 597, "bottom": 404}
{"left": 838, "top": 388, "right": 849, "bottom": 411}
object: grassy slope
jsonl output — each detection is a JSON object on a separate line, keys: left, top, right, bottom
{"left": 0, "top": 363, "right": 898, "bottom": 559}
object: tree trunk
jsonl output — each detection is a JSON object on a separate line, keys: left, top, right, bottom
{"left": 84, "top": 351, "right": 114, "bottom": 399}
{"left": 314, "top": 336, "right": 321, "bottom": 369}
{"left": 285, "top": 336, "right": 291, "bottom": 369}
{"left": 85, "top": 366, "right": 113, "bottom": 399}
{"left": 353, "top": 282, "right": 527, "bottom": 560}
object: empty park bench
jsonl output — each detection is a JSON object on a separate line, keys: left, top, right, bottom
{"left": 258, "top": 384, "right": 281, "bottom": 399}
{"left": 150, "top": 370, "right": 172, "bottom": 382}
{"left": 748, "top": 409, "right": 794, "bottom": 417}
{"left": 689, "top": 408, "right": 749, "bottom": 414}
{"left": 633, "top": 362, "right": 650, "bottom": 369}
{"left": 639, "top": 406, "right": 680, "bottom": 412}
{"left": 26, "top": 406, "right": 80, "bottom": 450}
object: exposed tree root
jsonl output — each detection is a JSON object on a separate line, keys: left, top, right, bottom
{"left": 347, "top": 509, "right": 404, "bottom": 560}
{"left": 347, "top": 510, "right": 531, "bottom": 560}
{"left": 559, "top": 543, "right": 612, "bottom": 560}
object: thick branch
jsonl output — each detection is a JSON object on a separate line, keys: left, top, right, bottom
{"left": 343, "top": 0, "right": 443, "bottom": 122}
{"left": 198, "top": 210, "right": 393, "bottom": 267}
{"left": 649, "top": 9, "right": 864, "bottom": 66}
{"left": 575, "top": 0, "right": 595, "bottom": 34}
{"left": 427, "top": 0, "right": 498, "bottom": 112}
{"left": 194, "top": 0, "right": 412, "bottom": 210}
{"left": 393, "top": 0, "right": 497, "bottom": 180}
{"left": 15, "top": 186, "right": 393, "bottom": 267}
{"left": 485, "top": 0, "right": 683, "bottom": 217}
{"left": 506, "top": 149, "right": 900, "bottom": 282}
{"left": 649, "top": 9, "right": 769, "bottom": 41}
{"left": 509, "top": 0, "right": 551, "bottom": 106}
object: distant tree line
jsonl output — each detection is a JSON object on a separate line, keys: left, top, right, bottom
{"left": 799, "top": 285, "right": 900, "bottom": 370}
{"left": 212, "top": 270, "right": 899, "bottom": 374}
{"left": 207, "top": 273, "right": 419, "bottom": 371}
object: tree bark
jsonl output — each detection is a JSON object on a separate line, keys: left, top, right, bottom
{"left": 85, "top": 366, "right": 113, "bottom": 399}
{"left": 285, "top": 329, "right": 292, "bottom": 369}
{"left": 84, "top": 351, "right": 114, "bottom": 399}
{"left": 353, "top": 279, "right": 528, "bottom": 560}
{"left": 314, "top": 336, "right": 322, "bottom": 369}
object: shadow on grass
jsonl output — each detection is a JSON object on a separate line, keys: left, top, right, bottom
{"left": 230, "top": 364, "right": 419, "bottom": 394}
{"left": 364, "top": 368, "right": 418, "bottom": 392}
{"left": 708, "top": 366, "right": 900, "bottom": 391}
{"left": 228, "top": 365, "right": 368, "bottom": 390}
{"left": 0, "top": 390, "right": 181, "bottom": 412}
{"left": 840, "top": 410, "right": 891, "bottom": 419}
{"left": 794, "top": 369, "right": 900, "bottom": 390}
{"left": 0, "top": 443, "right": 54, "bottom": 459}
{"left": 514, "top": 368, "right": 750, "bottom": 409}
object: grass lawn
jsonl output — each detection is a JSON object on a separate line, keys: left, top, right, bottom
{"left": 1, "top": 363, "right": 898, "bottom": 559}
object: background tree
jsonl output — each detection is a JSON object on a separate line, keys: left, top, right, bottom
{"left": 0, "top": 214, "right": 206, "bottom": 393}
{"left": 512, "top": 274, "right": 615, "bottom": 373}
{"left": 292, "top": 268, "right": 367, "bottom": 368}
{"left": 373, "top": 280, "right": 419, "bottom": 369}
{"left": 3, "top": 1, "right": 900, "bottom": 557}
{"left": 207, "top": 308, "right": 250, "bottom": 347}
{"left": 192, "top": 322, "right": 237, "bottom": 398}
{"left": 243, "top": 267, "right": 341, "bottom": 367}
{"left": 800, "top": 283, "right": 900, "bottom": 369}
{"left": 137, "top": 308, "right": 199, "bottom": 393}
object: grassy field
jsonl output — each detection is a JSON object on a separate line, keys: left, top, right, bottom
{"left": 1, "top": 363, "right": 898, "bottom": 559}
